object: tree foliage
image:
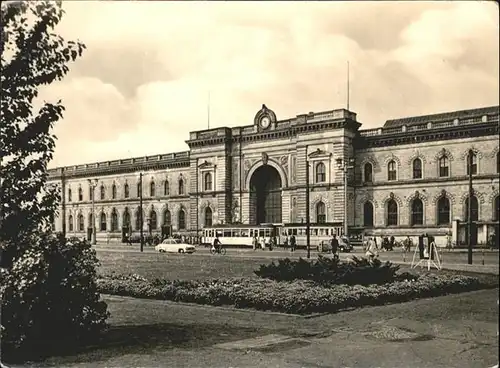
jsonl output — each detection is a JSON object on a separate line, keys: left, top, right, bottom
{"left": 0, "top": 2, "right": 109, "bottom": 361}
{"left": 0, "top": 0, "right": 85, "bottom": 263}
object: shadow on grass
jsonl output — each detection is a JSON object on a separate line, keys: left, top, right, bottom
{"left": 6, "top": 322, "right": 264, "bottom": 366}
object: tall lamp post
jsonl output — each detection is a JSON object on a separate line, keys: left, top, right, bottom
{"left": 87, "top": 179, "right": 98, "bottom": 245}
{"left": 305, "top": 158, "right": 311, "bottom": 259}
{"left": 336, "top": 157, "right": 355, "bottom": 237}
{"left": 467, "top": 149, "right": 474, "bottom": 265}
{"left": 139, "top": 172, "right": 144, "bottom": 253}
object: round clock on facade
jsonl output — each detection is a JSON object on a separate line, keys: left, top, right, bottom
{"left": 260, "top": 116, "right": 271, "bottom": 129}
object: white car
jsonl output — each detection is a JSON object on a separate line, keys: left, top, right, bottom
{"left": 155, "top": 238, "right": 196, "bottom": 254}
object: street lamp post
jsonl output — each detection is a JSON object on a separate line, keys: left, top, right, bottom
{"left": 87, "top": 179, "right": 98, "bottom": 245}
{"left": 336, "top": 157, "right": 355, "bottom": 238}
{"left": 467, "top": 149, "right": 474, "bottom": 265}
{"left": 305, "top": 159, "right": 311, "bottom": 259}
{"left": 139, "top": 172, "right": 144, "bottom": 253}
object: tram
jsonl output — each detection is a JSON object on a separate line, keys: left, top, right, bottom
{"left": 201, "top": 223, "right": 278, "bottom": 247}
{"left": 201, "top": 222, "right": 345, "bottom": 249}
{"left": 279, "top": 223, "right": 344, "bottom": 249}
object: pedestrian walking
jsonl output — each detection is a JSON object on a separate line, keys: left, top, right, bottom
{"left": 331, "top": 234, "right": 339, "bottom": 260}
{"left": 252, "top": 236, "right": 258, "bottom": 251}
{"left": 290, "top": 234, "right": 296, "bottom": 252}
{"left": 283, "top": 236, "right": 288, "bottom": 250}
{"left": 259, "top": 236, "right": 266, "bottom": 250}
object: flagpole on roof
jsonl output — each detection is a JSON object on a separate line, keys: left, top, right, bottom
{"left": 347, "top": 61, "right": 350, "bottom": 111}
{"left": 207, "top": 91, "right": 211, "bottom": 129}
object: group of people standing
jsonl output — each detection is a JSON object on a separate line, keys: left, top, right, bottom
{"left": 251, "top": 234, "right": 298, "bottom": 251}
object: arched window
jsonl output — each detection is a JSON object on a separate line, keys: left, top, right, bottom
{"left": 135, "top": 208, "right": 143, "bottom": 230}
{"left": 78, "top": 214, "right": 84, "bottom": 231}
{"left": 78, "top": 187, "right": 83, "bottom": 201}
{"left": 100, "top": 212, "right": 107, "bottom": 231}
{"left": 88, "top": 213, "right": 94, "bottom": 229}
{"left": 387, "top": 160, "right": 397, "bottom": 181}
{"left": 150, "top": 181, "right": 155, "bottom": 197}
{"left": 136, "top": 182, "right": 141, "bottom": 198}
{"left": 411, "top": 198, "right": 424, "bottom": 226}
{"left": 68, "top": 188, "right": 72, "bottom": 202}
{"left": 164, "top": 180, "right": 169, "bottom": 196}
{"left": 412, "top": 158, "right": 422, "bottom": 179}
{"left": 110, "top": 209, "right": 118, "bottom": 231}
{"left": 204, "top": 173, "right": 213, "bottom": 191}
{"left": 465, "top": 195, "right": 479, "bottom": 222}
{"left": 364, "top": 163, "right": 373, "bottom": 183}
{"left": 494, "top": 196, "right": 499, "bottom": 221}
{"left": 178, "top": 179, "right": 185, "bottom": 195}
{"left": 163, "top": 209, "right": 171, "bottom": 226}
{"left": 124, "top": 183, "right": 129, "bottom": 198}
{"left": 437, "top": 197, "right": 450, "bottom": 225}
{"left": 387, "top": 199, "right": 398, "bottom": 226}
{"left": 466, "top": 151, "right": 477, "bottom": 176}
{"left": 315, "top": 162, "right": 326, "bottom": 183}
{"left": 150, "top": 210, "right": 157, "bottom": 229}
{"left": 112, "top": 184, "right": 117, "bottom": 199}
{"left": 89, "top": 186, "right": 93, "bottom": 201}
{"left": 439, "top": 156, "right": 449, "bottom": 177}
{"left": 68, "top": 215, "right": 74, "bottom": 231}
{"left": 316, "top": 201, "right": 326, "bottom": 223}
{"left": 100, "top": 184, "right": 105, "bottom": 200}
{"left": 204, "top": 207, "right": 213, "bottom": 227}
{"left": 363, "top": 202, "right": 374, "bottom": 227}
{"left": 178, "top": 209, "right": 186, "bottom": 230}
{"left": 123, "top": 207, "right": 131, "bottom": 228}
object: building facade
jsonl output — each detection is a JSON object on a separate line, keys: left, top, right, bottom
{"left": 47, "top": 104, "right": 500, "bottom": 246}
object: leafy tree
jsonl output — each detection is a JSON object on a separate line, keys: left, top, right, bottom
{"left": 0, "top": 0, "right": 84, "bottom": 263}
{"left": 0, "top": 1, "right": 109, "bottom": 361}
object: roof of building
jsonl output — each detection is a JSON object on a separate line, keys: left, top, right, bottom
{"left": 383, "top": 105, "right": 500, "bottom": 128}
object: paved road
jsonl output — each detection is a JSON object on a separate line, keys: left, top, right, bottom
{"left": 93, "top": 244, "right": 499, "bottom": 267}
{"left": 24, "top": 288, "right": 500, "bottom": 368}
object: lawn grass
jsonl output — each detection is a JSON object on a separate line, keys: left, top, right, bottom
{"left": 97, "top": 251, "right": 264, "bottom": 280}
{"left": 96, "top": 250, "right": 500, "bottom": 285}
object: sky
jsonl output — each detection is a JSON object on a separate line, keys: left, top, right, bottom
{"left": 36, "top": 1, "right": 499, "bottom": 168}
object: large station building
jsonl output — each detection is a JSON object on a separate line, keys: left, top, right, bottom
{"left": 47, "top": 104, "right": 499, "bottom": 246}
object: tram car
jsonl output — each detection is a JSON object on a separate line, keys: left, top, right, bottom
{"left": 201, "top": 223, "right": 278, "bottom": 247}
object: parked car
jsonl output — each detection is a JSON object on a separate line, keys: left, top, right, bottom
{"left": 317, "top": 236, "right": 353, "bottom": 253}
{"left": 155, "top": 238, "right": 196, "bottom": 254}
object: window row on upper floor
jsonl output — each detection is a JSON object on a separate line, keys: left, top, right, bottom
{"left": 66, "top": 172, "right": 219, "bottom": 203}
{"left": 309, "top": 150, "right": 499, "bottom": 185}
{"left": 361, "top": 150, "right": 499, "bottom": 184}
{"left": 361, "top": 194, "right": 499, "bottom": 228}
{"left": 67, "top": 206, "right": 190, "bottom": 232}
{"left": 67, "top": 177, "right": 192, "bottom": 202}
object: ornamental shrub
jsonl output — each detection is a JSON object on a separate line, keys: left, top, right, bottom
{"left": 1, "top": 234, "right": 109, "bottom": 362}
{"left": 254, "top": 255, "right": 402, "bottom": 285}
{"left": 96, "top": 273, "right": 493, "bottom": 315}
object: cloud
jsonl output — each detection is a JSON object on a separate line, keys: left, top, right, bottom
{"left": 37, "top": 1, "right": 498, "bottom": 168}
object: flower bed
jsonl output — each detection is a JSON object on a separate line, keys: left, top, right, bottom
{"left": 97, "top": 272, "right": 496, "bottom": 315}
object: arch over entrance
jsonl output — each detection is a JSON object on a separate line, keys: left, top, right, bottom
{"left": 249, "top": 165, "right": 282, "bottom": 224}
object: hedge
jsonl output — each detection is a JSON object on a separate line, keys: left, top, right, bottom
{"left": 96, "top": 272, "right": 494, "bottom": 315}
{"left": 254, "top": 256, "right": 405, "bottom": 285}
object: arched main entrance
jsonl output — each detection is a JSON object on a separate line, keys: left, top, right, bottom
{"left": 250, "top": 165, "right": 282, "bottom": 224}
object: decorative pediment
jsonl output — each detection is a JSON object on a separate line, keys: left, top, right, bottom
{"left": 308, "top": 148, "right": 332, "bottom": 159}
{"left": 198, "top": 160, "right": 215, "bottom": 169}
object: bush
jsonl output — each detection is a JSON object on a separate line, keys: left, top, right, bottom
{"left": 96, "top": 272, "right": 495, "bottom": 315}
{"left": 254, "top": 256, "right": 402, "bottom": 285}
{"left": 1, "top": 234, "right": 109, "bottom": 362}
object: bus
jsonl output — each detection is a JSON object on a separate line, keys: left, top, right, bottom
{"left": 201, "top": 223, "right": 278, "bottom": 247}
{"left": 279, "top": 223, "right": 344, "bottom": 249}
